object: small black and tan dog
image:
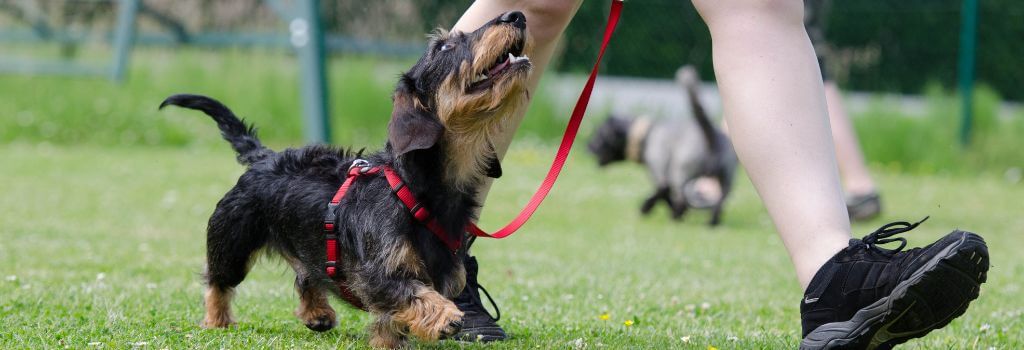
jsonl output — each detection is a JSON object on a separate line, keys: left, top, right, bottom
{"left": 160, "top": 11, "right": 531, "bottom": 348}
{"left": 587, "top": 66, "right": 737, "bottom": 226}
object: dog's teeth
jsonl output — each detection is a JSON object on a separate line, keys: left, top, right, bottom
{"left": 510, "top": 55, "right": 529, "bottom": 63}
{"left": 472, "top": 73, "right": 488, "bottom": 83}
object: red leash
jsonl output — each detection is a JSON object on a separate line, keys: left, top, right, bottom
{"left": 468, "top": 0, "right": 623, "bottom": 239}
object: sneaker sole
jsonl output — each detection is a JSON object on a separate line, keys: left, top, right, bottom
{"left": 800, "top": 230, "right": 989, "bottom": 350}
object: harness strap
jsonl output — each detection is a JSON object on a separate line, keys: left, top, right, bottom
{"left": 382, "top": 167, "right": 462, "bottom": 252}
{"left": 468, "top": 0, "right": 623, "bottom": 239}
{"left": 324, "top": 163, "right": 458, "bottom": 283}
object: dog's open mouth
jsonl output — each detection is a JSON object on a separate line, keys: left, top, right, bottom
{"left": 469, "top": 41, "right": 529, "bottom": 92}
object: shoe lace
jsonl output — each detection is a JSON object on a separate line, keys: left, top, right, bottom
{"left": 475, "top": 283, "right": 501, "bottom": 322}
{"left": 861, "top": 216, "right": 929, "bottom": 252}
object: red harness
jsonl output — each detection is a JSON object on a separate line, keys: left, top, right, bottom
{"left": 322, "top": 160, "right": 462, "bottom": 308}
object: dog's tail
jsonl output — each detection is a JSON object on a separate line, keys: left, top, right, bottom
{"left": 159, "top": 94, "right": 272, "bottom": 165}
{"left": 676, "top": 65, "right": 720, "bottom": 153}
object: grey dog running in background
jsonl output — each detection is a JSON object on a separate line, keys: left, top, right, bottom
{"left": 588, "top": 66, "right": 737, "bottom": 226}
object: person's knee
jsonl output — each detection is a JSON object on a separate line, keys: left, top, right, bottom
{"left": 692, "top": 0, "right": 804, "bottom": 29}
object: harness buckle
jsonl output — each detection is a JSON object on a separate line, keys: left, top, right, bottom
{"left": 348, "top": 159, "right": 371, "bottom": 174}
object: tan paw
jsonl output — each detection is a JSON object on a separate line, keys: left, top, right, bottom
{"left": 395, "top": 289, "right": 465, "bottom": 341}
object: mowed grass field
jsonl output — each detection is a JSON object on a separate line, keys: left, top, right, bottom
{"left": 2, "top": 141, "right": 1022, "bottom": 349}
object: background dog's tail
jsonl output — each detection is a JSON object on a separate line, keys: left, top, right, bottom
{"left": 676, "top": 65, "right": 720, "bottom": 153}
{"left": 159, "top": 94, "right": 272, "bottom": 165}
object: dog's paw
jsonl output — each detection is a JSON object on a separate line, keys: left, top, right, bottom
{"left": 296, "top": 304, "right": 337, "bottom": 332}
{"left": 201, "top": 314, "right": 236, "bottom": 329}
{"left": 395, "top": 290, "right": 465, "bottom": 341}
{"left": 439, "top": 318, "right": 464, "bottom": 339}
{"left": 369, "top": 332, "right": 406, "bottom": 349}
{"left": 303, "top": 314, "right": 337, "bottom": 332}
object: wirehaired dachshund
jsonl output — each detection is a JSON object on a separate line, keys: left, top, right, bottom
{"left": 160, "top": 11, "right": 531, "bottom": 348}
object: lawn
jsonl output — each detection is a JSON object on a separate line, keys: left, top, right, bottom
{"left": 1, "top": 141, "right": 1021, "bottom": 349}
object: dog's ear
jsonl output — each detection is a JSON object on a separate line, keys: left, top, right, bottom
{"left": 485, "top": 142, "right": 502, "bottom": 178}
{"left": 387, "top": 78, "right": 443, "bottom": 157}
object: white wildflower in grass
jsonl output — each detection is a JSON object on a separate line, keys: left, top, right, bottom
{"left": 96, "top": 273, "right": 106, "bottom": 281}
{"left": 727, "top": 336, "right": 739, "bottom": 342}
{"left": 570, "top": 338, "right": 586, "bottom": 350}
{"left": 979, "top": 323, "right": 992, "bottom": 332}
{"left": 681, "top": 336, "right": 691, "bottom": 343}
{"left": 131, "top": 341, "right": 148, "bottom": 347}
{"left": 5, "top": 275, "right": 15, "bottom": 282}
{"left": 701, "top": 302, "right": 711, "bottom": 310}
{"left": 146, "top": 283, "right": 157, "bottom": 290}
{"left": 87, "top": 342, "right": 102, "bottom": 346}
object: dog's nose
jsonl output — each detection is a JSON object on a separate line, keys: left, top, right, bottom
{"left": 498, "top": 11, "right": 526, "bottom": 28}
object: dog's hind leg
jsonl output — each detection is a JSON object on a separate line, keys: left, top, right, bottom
{"left": 287, "top": 257, "right": 337, "bottom": 332}
{"left": 640, "top": 187, "right": 670, "bottom": 215}
{"left": 201, "top": 188, "right": 268, "bottom": 328}
{"left": 708, "top": 169, "right": 735, "bottom": 227}
{"left": 668, "top": 186, "right": 690, "bottom": 221}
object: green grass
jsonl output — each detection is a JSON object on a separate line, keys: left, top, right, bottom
{"left": 2, "top": 142, "right": 1022, "bottom": 349}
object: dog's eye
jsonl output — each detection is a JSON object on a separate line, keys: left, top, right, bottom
{"left": 439, "top": 43, "right": 454, "bottom": 52}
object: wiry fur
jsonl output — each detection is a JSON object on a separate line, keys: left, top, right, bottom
{"left": 587, "top": 66, "right": 738, "bottom": 226}
{"left": 161, "top": 11, "right": 531, "bottom": 349}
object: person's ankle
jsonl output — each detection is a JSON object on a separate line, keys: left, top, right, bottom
{"left": 795, "top": 237, "right": 850, "bottom": 289}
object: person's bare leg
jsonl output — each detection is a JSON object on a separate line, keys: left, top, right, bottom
{"left": 824, "top": 81, "right": 877, "bottom": 196}
{"left": 691, "top": 0, "right": 850, "bottom": 288}
{"left": 447, "top": 1, "right": 581, "bottom": 342}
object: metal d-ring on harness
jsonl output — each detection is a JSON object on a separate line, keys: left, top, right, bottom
{"left": 322, "top": 159, "right": 379, "bottom": 309}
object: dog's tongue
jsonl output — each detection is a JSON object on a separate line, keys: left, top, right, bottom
{"left": 489, "top": 55, "right": 511, "bottom": 76}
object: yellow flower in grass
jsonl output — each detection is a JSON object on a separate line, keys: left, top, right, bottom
{"left": 623, "top": 320, "right": 634, "bottom": 327}
{"left": 599, "top": 313, "right": 610, "bottom": 321}
{"left": 707, "top": 346, "right": 718, "bottom": 350}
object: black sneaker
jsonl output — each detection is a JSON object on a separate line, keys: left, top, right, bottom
{"left": 800, "top": 217, "right": 989, "bottom": 350}
{"left": 846, "top": 192, "right": 882, "bottom": 222}
{"left": 451, "top": 255, "right": 507, "bottom": 342}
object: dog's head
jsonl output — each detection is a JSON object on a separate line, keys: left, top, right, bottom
{"left": 387, "top": 11, "right": 532, "bottom": 183}
{"left": 587, "top": 115, "right": 633, "bottom": 166}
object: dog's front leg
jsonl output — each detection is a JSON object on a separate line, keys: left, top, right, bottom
{"left": 363, "top": 280, "right": 463, "bottom": 348}
{"left": 294, "top": 277, "right": 337, "bottom": 332}
{"left": 362, "top": 282, "right": 462, "bottom": 347}
{"left": 356, "top": 256, "right": 463, "bottom": 347}
{"left": 392, "top": 285, "right": 464, "bottom": 341}
{"left": 640, "top": 187, "right": 670, "bottom": 215}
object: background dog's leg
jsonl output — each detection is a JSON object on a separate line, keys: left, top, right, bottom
{"left": 202, "top": 187, "right": 268, "bottom": 328}
{"left": 289, "top": 258, "right": 337, "bottom": 332}
{"left": 640, "top": 187, "right": 669, "bottom": 215}
{"left": 709, "top": 170, "right": 734, "bottom": 227}
{"left": 669, "top": 187, "right": 690, "bottom": 221}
